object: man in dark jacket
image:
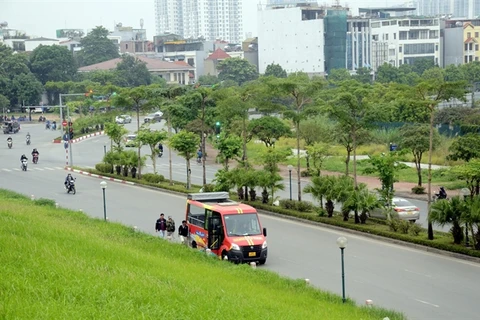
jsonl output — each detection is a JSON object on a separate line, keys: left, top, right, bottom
{"left": 155, "top": 213, "right": 167, "bottom": 238}
{"left": 178, "top": 220, "right": 189, "bottom": 245}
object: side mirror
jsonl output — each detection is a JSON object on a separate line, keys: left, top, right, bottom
{"left": 263, "top": 227, "right": 267, "bottom": 237}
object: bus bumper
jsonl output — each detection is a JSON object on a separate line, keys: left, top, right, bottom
{"left": 227, "top": 248, "right": 268, "bottom": 264}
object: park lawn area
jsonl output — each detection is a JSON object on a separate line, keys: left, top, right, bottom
{"left": 246, "top": 139, "right": 465, "bottom": 190}
{"left": 0, "top": 189, "right": 404, "bottom": 320}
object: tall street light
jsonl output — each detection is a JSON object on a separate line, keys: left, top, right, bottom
{"left": 288, "top": 164, "right": 293, "bottom": 200}
{"left": 100, "top": 181, "right": 107, "bottom": 221}
{"left": 336, "top": 236, "right": 348, "bottom": 303}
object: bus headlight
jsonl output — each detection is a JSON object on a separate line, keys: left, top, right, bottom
{"left": 262, "top": 241, "right": 268, "bottom": 249}
{"left": 231, "top": 243, "right": 240, "bottom": 251}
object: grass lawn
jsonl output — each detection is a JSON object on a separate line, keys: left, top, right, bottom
{"left": 0, "top": 189, "right": 404, "bottom": 320}
{"left": 246, "top": 139, "right": 465, "bottom": 190}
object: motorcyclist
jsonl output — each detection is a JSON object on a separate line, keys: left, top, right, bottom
{"left": 436, "top": 187, "right": 447, "bottom": 200}
{"left": 26, "top": 132, "right": 31, "bottom": 144}
{"left": 7, "top": 136, "right": 12, "bottom": 144}
{"left": 64, "top": 174, "right": 75, "bottom": 188}
{"left": 31, "top": 149, "right": 39, "bottom": 163}
{"left": 158, "top": 143, "right": 163, "bottom": 157}
{"left": 196, "top": 149, "right": 202, "bottom": 163}
{"left": 20, "top": 154, "right": 28, "bottom": 162}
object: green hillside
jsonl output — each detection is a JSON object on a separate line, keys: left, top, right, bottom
{"left": 0, "top": 189, "right": 405, "bottom": 320}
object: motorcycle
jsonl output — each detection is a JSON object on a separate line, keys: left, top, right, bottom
{"left": 7, "top": 141, "right": 12, "bottom": 149}
{"left": 32, "top": 153, "right": 39, "bottom": 164}
{"left": 26, "top": 137, "right": 31, "bottom": 145}
{"left": 158, "top": 151, "right": 163, "bottom": 158}
{"left": 21, "top": 159, "right": 28, "bottom": 171}
{"left": 66, "top": 179, "right": 76, "bottom": 195}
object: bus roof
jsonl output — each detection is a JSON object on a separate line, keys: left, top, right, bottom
{"left": 187, "top": 193, "right": 257, "bottom": 214}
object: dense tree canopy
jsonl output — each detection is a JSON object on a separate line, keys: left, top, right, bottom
{"left": 217, "top": 57, "right": 258, "bottom": 85}
{"left": 77, "top": 26, "right": 120, "bottom": 66}
{"left": 29, "top": 45, "right": 77, "bottom": 84}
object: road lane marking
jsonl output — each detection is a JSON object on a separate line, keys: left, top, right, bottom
{"left": 44, "top": 167, "right": 55, "bottom": 170}
{"left": 54, "top": 167, "right": 64, "bottom": 170}
{"left": 414, "top": 299, "right": 440, "bottom": 308}
{"left": 404, "top": 269, "right": 433, "bottom": 278}
{"left": 34, "top": 168, "right": 44, "bottom": 171}
{"left": 2, "top": 169, "right": 11, "bottom": 172}
{"left": 13, "top": 168, "right": 21, "bottom": 171}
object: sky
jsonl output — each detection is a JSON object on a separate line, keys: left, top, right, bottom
{"left": 2, "top": 0, "right": 406, "bottom": 40}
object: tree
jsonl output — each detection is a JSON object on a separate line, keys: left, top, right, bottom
{"left": 327, "top": 69, "right": 351, "bottom": 84}
{"left": 248, "top": 116, "right": 291, "bottom": 147}
{"left": 448, "top": 133, "right": 480, "bottom": 162}
{"left": 136, "top": 128, "right": 168, "bottom": 174}
{"left": 406, "top": 72, "right": 466, "bottom": 240}
{"left": 342, "top": 183, "right": 380, "bottom": 224}
{"left": 78, "top": 26, "right": 120, "bottom": 66}
{"left": 430, "top": 197, "right": 465, "bottom": 245}
{"left": 29, "top": 45, "right": 77, "bottom": 84}
{"left": 217, "top": 57, "right": 258, "bottom": 85}
{"left": 264, "top": 63, "right": 287, "bottom": 78}
{"left": 169, "top": 130, "right": 200, "bottom": 189}
{"left": 353, "top": 67, "right": 372, "bottom": 84}
{"left": 273, "top": 72, "right": 324, "bottom": 201}
{"left": 115, "top": 54, "right": 151, "bottom": 87}
{"left": 364, "top": 152, "right": 408, "bottom": 222}
{"left": 215, "top": 133, "right": 242, "bottom": 170}
{"left": 104, "top": 122, "right": 128, "bottom": 152}
{"left": 299, "top": 116, "right": 334, "bottom": 170}
{"left": 10, "top": 73, "right": 44, "bottom": 106}
{"left": 323, "top": 80, "right": 375, "bottom": 188}
{"left": 113, "top": 86, "right": 152, "bottom": 177}
{"left": 459, "top": 62, "right": 480, "bottom": 107}
{"left": 0, "top": 94, "right": 10, "bottom": 111}
{"left": 399, "top": 124, "right": 440, "bottom": 187}
{"left": 305, "top": 143, "right": 330, "bottom": 177}
{"left": 198, "top": 75, "right": 220, "bottom": 86}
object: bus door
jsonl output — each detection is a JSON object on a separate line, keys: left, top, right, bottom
{"left": 207, "top": 211, "right": 222, "bottom": 251}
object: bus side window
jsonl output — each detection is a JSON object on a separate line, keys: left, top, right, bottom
{"left": 188, "top": 203, "right": 206, "bottom": 227}
{"left": 204, "top": 209, "right": 212, "bottom": 230}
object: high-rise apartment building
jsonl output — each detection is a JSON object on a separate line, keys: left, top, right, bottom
{"left": 154, "top": 0, "right": 243, "bottom": 43}
{"left": 414, "top": 0, "right": 480, "bottom": 18}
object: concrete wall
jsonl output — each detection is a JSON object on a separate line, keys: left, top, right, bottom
{"left": 258, "top": 7, "right": 325, "bottom": 74}
{"left": 444, "top": 27, "right": 464, "bottom": 66}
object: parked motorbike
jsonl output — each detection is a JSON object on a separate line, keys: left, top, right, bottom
{"left": 21, "top": 159, "right": 28, "bottom": 171}
{"left": 66, "top": 179, "right": 76, "bottom": 195}
{"left": 32, "top": 153, "right": 39, "bottom": 164}
{"left": 7, "top": 141, "right": 12, "bottom": 149}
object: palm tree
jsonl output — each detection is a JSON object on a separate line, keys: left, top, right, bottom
{"left": 334, "top": 176, "right": 355, "bottom": 221}
{"left": 304, "top": 175, "right": 337, "bottom": 217}
{"left": 343, "top": 184, "right": 380, "bottom": 224}
{"left": 257, "top": 170, "right": 284, "bottom": 204}
{"left": 462, "top": 197, "right": 480, "bottom": 249}
{"left": 430, "top": 196, "right": 465, "bottom": 244}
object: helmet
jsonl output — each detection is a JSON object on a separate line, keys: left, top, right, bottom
{"left": 22, "top": 154, "right": 25, "bottom": 157}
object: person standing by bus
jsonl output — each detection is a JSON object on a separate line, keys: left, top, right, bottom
{"left": 166, "top": 216, "right": 176, "bottom": 240}
{"left": 178, "top": 220, "right": 189, "bottom": 245}
{"left": 155, "top": 213, "right": 167, "bottom": 238}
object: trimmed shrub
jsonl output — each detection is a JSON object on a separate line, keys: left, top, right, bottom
{"left": 397, "top": 220, "right": 410, "bottom": 234}
{"left": 279, "top": 199, "right": 296, "bottom": 210}
{"left": 95, "top": 163, "right": 112, "bottom": 174}
{"left": 142, "top": 173, "right": 165, "bottom": 184}
{"left": 386, "top": 219, "right": 399, "bottom": 232}
{"left": 202, "top": 184, "right": 215, "bottom": 192}
{"left": 409, "top": 223, "right": 422, "bottom": 236}
{"left": 279, "top": 199, "right": 314, "bottom": 212}
{"left": 411, "top": 186, "right": 426, "bottom": 194}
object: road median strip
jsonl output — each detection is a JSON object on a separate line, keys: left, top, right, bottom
{"left": 71, "top": 166, "right": 480, "bottom": 262}
{"left": 52, "top": 131, "right": 105, "bottom": 144}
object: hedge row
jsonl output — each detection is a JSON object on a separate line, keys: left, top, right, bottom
{"left": 77, "top": 167, "right": 480, "bottom": 259}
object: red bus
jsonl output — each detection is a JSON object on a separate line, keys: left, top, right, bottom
{"left": 185, "top": 192, "right": 268, "bottom": 265}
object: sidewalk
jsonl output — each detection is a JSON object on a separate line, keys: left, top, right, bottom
{"left": 204, "top": 144, "right": 457, "bottom": 201}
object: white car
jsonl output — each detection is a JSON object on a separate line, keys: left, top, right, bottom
{"left": 370, "top": 197, "right": 420, "bottom": 222}
{"left": 115, "top": 115, "right": 132, "bottom": 124}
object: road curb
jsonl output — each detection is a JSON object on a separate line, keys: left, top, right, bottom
{"left": 65, "top": 167, "right": 135, "bottom": 185}
{"left": 52, "top": 131, "right": 105, "bottom": 144}
{"left": 255, "top": 208, "right": 480, "bottom": 264}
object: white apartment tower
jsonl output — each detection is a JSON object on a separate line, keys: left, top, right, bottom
{"left": 415, "top": 0, "right": 480, "bottom": 18}
{"left": 154, "top": 0, "right": 243, "bottom": 43}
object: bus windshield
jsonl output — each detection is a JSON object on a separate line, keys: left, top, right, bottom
{"left": 224, "top": 213, "right": 262, "bottom": 236}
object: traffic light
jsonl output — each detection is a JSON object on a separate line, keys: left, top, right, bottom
{"left": 69, "top": 125, "right": 74, "bottom": 140}
{"left": 215, "top": 121, "right": 221, "bottom": 135}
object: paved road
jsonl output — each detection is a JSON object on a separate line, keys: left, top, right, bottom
{"left": 0, "top": 122, "right": 479, "bottom": 319}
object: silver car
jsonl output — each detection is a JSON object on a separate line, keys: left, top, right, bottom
{"left": 115, "top": 115, "right": 132, "bottom": 124}
{"left": 144, "top": 113, "right": 162, "bottom": 123}
{"left": 370, "top": 197, "right": 420, "bottom": 222}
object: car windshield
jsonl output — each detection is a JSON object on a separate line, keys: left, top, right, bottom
{"left": 126, "top": 135, "right": 136, "bottom": 140}
{"left": 224, "top": 213, "right": 261, "bottom": 236}
{"left": 393, "top": 199, "right": 414, "bottom": 207}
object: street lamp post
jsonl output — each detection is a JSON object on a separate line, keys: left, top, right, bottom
{"left": 100, "top": 181, "right": 107, "bottom": 221}
{"left": 59, "top": 93, "right": 87, "bottom": 167}
{"left": 461, "top": 188, "right": 471, "bottom": 247}
{"left": 104, "top": 145, "right": 107, "bottom": 156}
{"left": 336, "top": 236, "right": 348, "bottom": 303}
{"left": 288, "top": 164, "right": 293, "bottom": 200}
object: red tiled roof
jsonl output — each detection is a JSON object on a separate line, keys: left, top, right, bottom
{"left": 206, "top": 48, "right": 231, "bottom": 61}
{"left": 78, "top": 55, "right": 194, "bottom": 72}
{"left": 465, "top": 37, "right": 478, "bottom": 43}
